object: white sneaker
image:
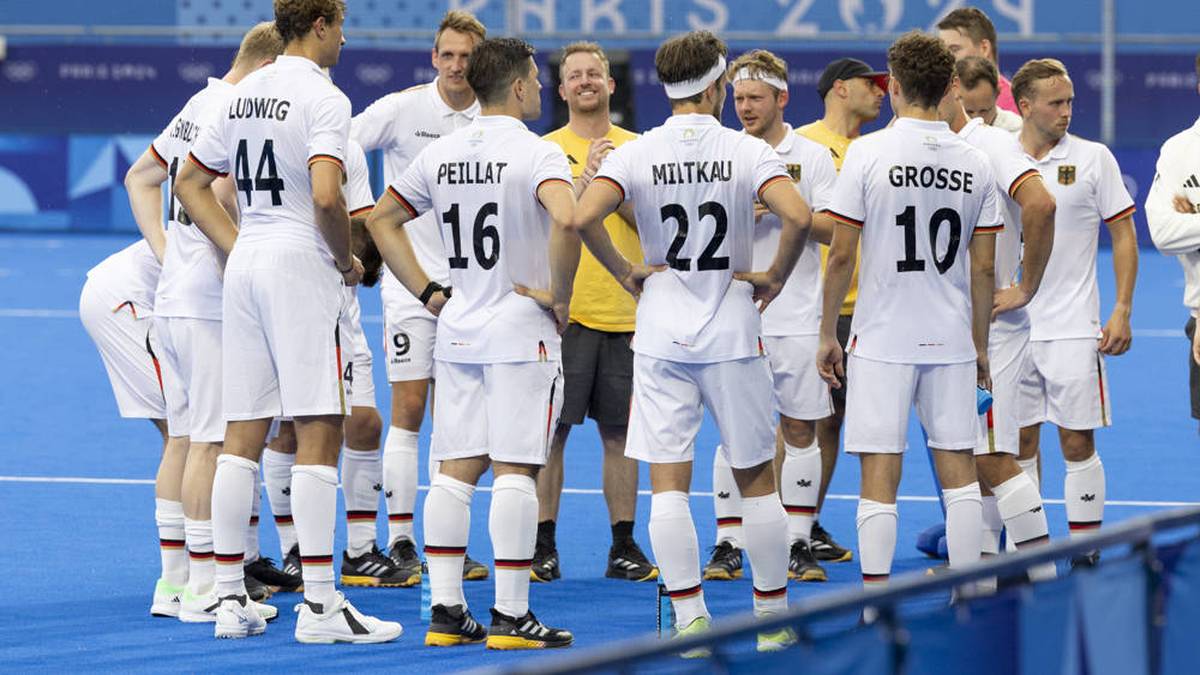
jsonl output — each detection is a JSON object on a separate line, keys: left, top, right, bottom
{"left": 180, "top": 586, "right": 278, "bottom": 623}
{"left": 150, "top": 579, "right": 185, "bottom": 618}
{"left": 215, "top": 595, "right": 267, "bottom": 639}
{"left": 294, "top": 592, "right": 403, "bottom": 644}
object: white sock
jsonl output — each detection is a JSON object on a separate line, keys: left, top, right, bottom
{"left": 943, "top": 482, "right": 983, "bottom": 571}
{"left": 211, "top": 454, "right": 257, "bottom": 597}
{"left": 1017, "top": 457, "right": 1040, "bottom": 491}
{"left": 424, "top": 473, "right": 474, "bottom": 608}
{"left": 741, "top": 493, "right": 789, "bottom": 616}
{"left": 184, "top": 517, "right": 214, "bottom": 595}
{"left": 341, "top": 447, "right": 382, "bottom": 557}
{"left": 245, "top": 470, "right": 261, "bottom": 564}
{"left": 291, "top": 464, "right": 339, "bottom": 608}
{"left": 856, "top": 499, "right": 897, "bottom": 588}
{"left": 649, "top": 491, "right": 708, "bottom": 629}
{"left": 993, "top": 472, "right": 1056, "bottom": 581}
{"left": 489, "top": 474, "right": 538, "bottom": 618}
{"left": 1064, "top": 453, "right": 1104, "bottom": 536}
{"left": 155, "top": 499, "right": 188, "bottom": 586}
{"left": 981, "top": 495, "right": 1003, "bottom": 558}
{"left": 262, "top": 448, "right": 296, "bottom": 557}
{"left": 780, "top": 440, "right": 820, "bottom": 543}
{"left": 712, "top": 447, "right": 743, "bottom": 548}
{"left": 383, "top": 426, "right": 419, "bottom": 547}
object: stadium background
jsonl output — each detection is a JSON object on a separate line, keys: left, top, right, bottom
{"left": 2, "top": 2, "right": 1200, "bottom": 672}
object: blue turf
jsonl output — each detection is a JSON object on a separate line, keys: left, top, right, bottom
{"left": 0, "top": 233, "right": 1197, "bottom": 671}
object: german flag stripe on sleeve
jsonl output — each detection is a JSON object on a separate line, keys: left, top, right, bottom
{"left": 308, "top": 154, "right": 345, "bottom": 172}
{"left": 187, "top": 152, "right": 227, "bottom": 178}
{"left": 349, "top": 205, "right": 374, "bottom": 217}
{"left": 1008, "top": 168, "right": 1040, "bottom": 197}
{"left": 825, "top": 209, "right": 864, "bottom": 228}
{"left": 149, "top": 143, "right": 168, "bottom": 170}
{"left": 594, "top": 176, "right": 625, "bottom": 201}
{"left": 757, "top": 174, "right": 791, "bottom": 200}
{"left": 976, "top": 223, "right": 1004, "bottom": 233}
{"left": 386, "top": 186, "right": 418, "bottom": 218}
{"left": 1103, "top": 205, "right": 1136, "bottom": 224}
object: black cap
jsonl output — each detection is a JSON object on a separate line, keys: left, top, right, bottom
{"left": 817, "top": 58, "right": 888, "bottom": 100}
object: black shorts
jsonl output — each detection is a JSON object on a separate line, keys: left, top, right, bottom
{"left": 831, "top": 313, "right": 853, "bottom": 409}
{"left": 1187, "top": 317, "right": 1199, "bottom": 420}
{"left": 560, "top": 323, "right": 634, "bottom": 427}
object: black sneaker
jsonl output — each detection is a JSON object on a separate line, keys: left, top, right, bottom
{"left": 246, "top": 556, "right": 301, "bottom": 593}
{"left": 530, "top": 542, "right": 560, "bottom": 583}
{"left": 463, "top": 554, "right": 489, "bottom": 581}
{"left": 788, "top": 540, "right": 827, "bottom": 582}
{"left": 486, "top": 608, "right": 573, "bottom": 650}
{"left": 606, "top": 539, "right": 659, "bottom": 582}
{"left": 810, "top": 521, "right": 853, "bottom": 562}
{"left": 283, "top": 544, "right": 304, "bottom": 593}
{"left": 387, "top": 539, "right": 423, "bottom": 585}
{"left": 424, "top": 604, "right": 488, "bottom": 647}
{"left": 702, "top": 541, "right": 743, "bottom": 581}
{"left": 341, "top": 545, "right": 419, "bottom": 587}
{"left": 244, "top": 568, "right": 272, "bottom": 601}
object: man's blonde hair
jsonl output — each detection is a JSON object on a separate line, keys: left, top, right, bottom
{"left": 728, "top": 49, "right": 788, "bottom": 94}
{"left": 558, "top": 41, "right": 610, "bottom": 78}
{"left": 1011, "top": 58, "right": 1070, "bottom": 108}
{"left": 435, "top": 10, "right": 486, "bottom": 50}
{"left": 232, "top": 21, "right": 285, "bottom": 68}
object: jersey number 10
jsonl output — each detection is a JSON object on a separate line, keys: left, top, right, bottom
{"left": 895, "top": 205, "right": 962, "bottom": 274}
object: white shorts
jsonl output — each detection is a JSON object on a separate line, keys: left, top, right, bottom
{"left": 342, "top": 294, "right": 376, "bottom": 409}
{"left": 79, "top": 280, "right": 168, "bottom": 419}
{"left": 1019, "top": 338, "right": 1111, "bottom": 430}
{"left": 381, "top": 275, "right": 436, "bottom": 382}
{"left": 844, "top": 356, "right": 977, "bottom": 454}
{"left": 975, "top": 328, "right": 1027, "bottom": 456}
{"left": 431, "top": 359, "right": 563, "bottom": 465}
{"left": 626, "top": 354, "right": 776, "bottom": 469}
{"left": 222, "top": 246, "right": 351, "bottom": 420}
{"left": 155, "top": 316, "right": 225, "bottom": 442}
{"left": 762, "top": 335, "right": 833, "bottom": 421}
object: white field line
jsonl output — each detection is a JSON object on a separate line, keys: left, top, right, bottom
{"left": 0, "top": 475, "right": 1193, "bottom": 508}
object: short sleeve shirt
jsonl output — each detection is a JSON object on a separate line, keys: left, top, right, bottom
{"left": 825, "top": 118, "right": 1002, "bottom": 365}
{"left": 1023, "top": 134, "right": 1136, "bottom": 341}
{"left": 86, "top": 240, "right": 162, "bottom": 314}
{"left": 388, "top": 115, "right": 572, "bottom": 364}
{"left": 344, "top": 139, "right": 375, "bottom": 217}
{"left": 595, "top": 113, "right": 790, "bottom": 363}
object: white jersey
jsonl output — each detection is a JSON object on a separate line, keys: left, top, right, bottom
{"left": 388, "top": 114, "right": 572, "bottom": 364}
{"left": 345, "top": 139, "right": 375, "bottom": 217}
{"left": 352, "top": 78, "right": 478, "bottom": 287}
{"left": 752, "top": 125, "right": 836, "bottom": 337}
{"left": 151, "top": 77, "right": 235, "bottom": 321}
{"left": 1023, "top": 133, "right": 1135, "bottom": 342}
{"left": 595, "top": 113, "right": 790, "bottom": 363}
{"left": 1145, "top": 116, "right": 1200, "bottom": 317}
{"left": 189, "top": 55, "right": 351, "bottom": 261}
{"left": 957, "top": 117, "right": 1041, "bottom": 339}
{"left": 86, "top": 240, "right": 162, "bottom": 314}
{"left": 826, "top": 117, "right": 1003, "bottom": 365}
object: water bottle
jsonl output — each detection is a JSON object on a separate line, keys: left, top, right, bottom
{"left": 977, "top": 385, "right": 993, "bottom": 415}
{"left": 419, "top": 561, "right": 432, "bottom": 622}
{"left": 657, "top": 583, "right": 674, "bottom": 637}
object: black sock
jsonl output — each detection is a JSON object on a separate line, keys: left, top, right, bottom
{"left": 611, "top": 520, "right": 634, "bottom": 545}
{"left": 537, "top": 520, "right": 556, "bottom": 548}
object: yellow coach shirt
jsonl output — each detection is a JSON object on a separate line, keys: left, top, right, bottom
{"left": 797, "top": 119, "right": 859, "bottom": 317}
{"left": 544, "top": 124, "right": 642, "bottom": 332}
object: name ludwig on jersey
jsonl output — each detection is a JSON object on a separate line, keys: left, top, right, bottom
{"left": 227, "top": 97, "right": 292, "bottom": 121}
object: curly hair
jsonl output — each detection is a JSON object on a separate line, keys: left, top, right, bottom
{"left": 728, "top": 49, "right": 788, "bottom": 96}
{"left": 274, "top": 0, "right": 344, "bottom": 45}
{"left": 887, "top": 31, "right": 955, "bottom": 109}
{"left": 655, "top": 31, "right": 728, "bottom": 104}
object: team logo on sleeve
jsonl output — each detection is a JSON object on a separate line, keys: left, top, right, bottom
{"left": 786, "top": 164, "right": 803, "bottom": 182}
{"left": 1058, "top": 165, "right": 1076, "bottom": 185}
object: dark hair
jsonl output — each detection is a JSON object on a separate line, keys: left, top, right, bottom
{"left": 274, "top": 0, "right": 344, "bottom": 45}
{"left": 888, "top": 31, "right": 955, "bottom": 109}
{"left": 937, "top": 7, "right": 1000, "bottom": 61}
{"left": 655, "top": 30, "right": 728, "bottom": 104}
{"left": 465, "top": 37, "right": 536, "bottom": 106}
{"left": 956, "top": 55, "right": 998, "bottom": 92}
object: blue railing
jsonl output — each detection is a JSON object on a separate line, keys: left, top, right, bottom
{"left": 488, "top": 507, "right": 1200, "bottom": 675}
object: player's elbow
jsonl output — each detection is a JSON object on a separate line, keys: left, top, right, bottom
{"left": 1028, "top": 192, "right": 1056, "bottom": 231}
{"left": 312, "top": 188, "right": 344, "bottom": 215}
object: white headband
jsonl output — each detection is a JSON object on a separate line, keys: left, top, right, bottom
{"left": 732, "top": 67, "right": 788, "bottom": 93}
{"left": 663, "top": 56, "right": 727, "bottom": 100}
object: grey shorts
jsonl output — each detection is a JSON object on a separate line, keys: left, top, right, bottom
{"left": 560, "top": 323, "right": 634, "bottom": 427}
